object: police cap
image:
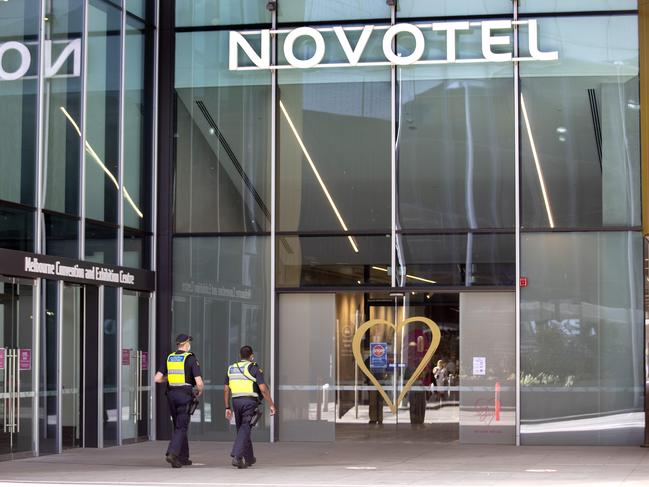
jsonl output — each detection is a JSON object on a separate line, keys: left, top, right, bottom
{"left": 175, "top": 333, "right": 192, "bottom": 344}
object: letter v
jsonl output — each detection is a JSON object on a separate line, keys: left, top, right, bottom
{"left": 333, "top": 25, "right": 374, "bottom": 66}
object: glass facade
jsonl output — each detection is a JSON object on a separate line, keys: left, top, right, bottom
{"left": 173, "top": 0, "right": 644, "bottom": 447}
{"left": 0, "top": 0, "right": 647, "bottom": 457}
{"left": 0, "top": 0, "right": 156, "bottom": 458}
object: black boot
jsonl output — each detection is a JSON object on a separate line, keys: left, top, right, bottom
{"left": 166, "top": 453, "right": 182, "bottom": 468}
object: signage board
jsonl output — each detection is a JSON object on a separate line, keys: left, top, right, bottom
{"left": 0, "top": 348, "right": 5, "bottom": 370}
{"left": 122, "top": 349, "right": 131, "bottom": 366}
{"left": 0, "top": 39, "right": 81, "bottom": 81}
{"left": 19, "top": 349, "right": 31, "bottom": 371}
{"left": 370, "top": 342, "right": 388, "bottom": 369}
{"left": 230, "top": 19, "right": 558, "bottom": 71}
{"left": 0, "top": 248, "right": 155, "bottom": 291}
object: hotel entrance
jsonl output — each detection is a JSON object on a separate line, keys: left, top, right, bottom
{"left": 278, "top": 291, "right": 516, "bottom": 444}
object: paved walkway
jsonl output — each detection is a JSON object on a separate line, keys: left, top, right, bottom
{"left": 1, "top": 441, "right": 649, "bottom": 486}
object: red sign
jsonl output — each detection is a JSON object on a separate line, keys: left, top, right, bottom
{"left": 19, "top": 349, "right": 31, "bottom": 370}
{"left": 122, "top": 349, "right": 131, "bottom": 366}
{"left": 141, "top": 352, "right": 149, "bottom": 371}
{"left": 372, "top": 345, "right": 385, "bottom": 357}
{"left": 0, "top": 348, "right": 5, "bottom": 370}
{"left": 520, "top": 277, "right": 528, "bottom": 288}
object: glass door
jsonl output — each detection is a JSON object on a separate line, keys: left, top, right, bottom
{"left": 121, "top": 290, "right": 150, "bottom": 443}
{"left": 0, "top": 277, "right": 35, "bottom": 459}
{"left": 61, "top": 283, "right": 83, "bottom": 449}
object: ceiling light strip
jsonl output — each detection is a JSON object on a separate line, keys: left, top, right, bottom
{"left": 60, "top": 106, "right": 144, "bottom": 219}
{"left": 520, "top": 96, "right": 555, "bottom": 228}
{"left": 280, "top": 100, "right": 359, "bottom": 253}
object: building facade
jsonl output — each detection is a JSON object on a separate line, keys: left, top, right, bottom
{"left": 0, "top": 0, "right": 648, "bottom": 459}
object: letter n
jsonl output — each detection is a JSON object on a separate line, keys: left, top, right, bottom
{"left": 45, "top": 39, "right": 81, "bottom": 78}
{"left": 229, "top": 30, "right": 270, "bottom": 70}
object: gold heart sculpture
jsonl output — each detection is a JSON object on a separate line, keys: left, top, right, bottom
{"left": 352, "top": 317, "right": 441, "bottom": 414}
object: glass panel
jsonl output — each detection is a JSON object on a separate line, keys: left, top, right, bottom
{"left": 0, "top": 0, "right": 39, "bottom": 206}
{"left": 520, "top": 16, "right": 639, "bottom": 229}
{"left": 0, "top": 204, "right": 34, "bottom": 252}
{"left": 123, "top": 19, "right": 150, "bottom": 230}
{"left": 0, "top": 279, "right": 35, "bottom": 456}
{"left": 121, "top": 291, "right": 150, "bottom": 442}
{"left": 175, "top": 31, "right": 271, "bottom": 233}
{"left": 85, "top": 0, "right": 121, "bottom": 223}
{"left": 61, "top": 284, "right": 82, "bottom": 449}
{"left": 85, "top": 221, "right": 118, "bottom": 265}
{"left": 278, "top": 73, "right": 391, "bottom": 232}
{"left": 278, "top": 0, "right": 390, "bottom": 22}
{"left": 102, "top": 287, "right": 118, "bottom": 447}
{"left": 276, "top": 235, "right": 391, "bottom": 288}
{"left": 520, "top": 0, "right": 636, "bottom": 13}
{"left": 520, "top": 232, "right": 644, "bottom": 445}
{"left": 39, "top": 280, "right": 58, "bottom": 455}
{"left": 44, "top": 213, "right": 79, "bottom": 259}
{"left": 176, "top": 0, "right": 270, "bottom": 27}
{"left": 43, "top": 0, "right": 83, "bottom": 215}
{"left": 397, "top": 76, "right": 514, "bottom": 230}
{"left": 399, "top": 233, "right": 515, "bottom": 287}
{"left": 459, "top": 292, "right": 515, "bottom": 444}
{"left": 172, "top": 236, "right": 270, "bottom": 440}
{"left": 397, "top": 0, "right": 512, "bottom": 17}
{"left": 278, "top": 293, "right": 336, "bottom": 441}
{"left": 126, "top": 0, "right": 148, "bottom": 20}
{"left": 123, "top": 230, "right": 146, "bottom": 269}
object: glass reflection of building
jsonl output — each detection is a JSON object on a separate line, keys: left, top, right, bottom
{"left": 0, "top": 0, "right": 647, "bottom": 459}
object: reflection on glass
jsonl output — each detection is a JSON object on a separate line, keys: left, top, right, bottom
{"left": 519, "top": 0, "right": 636, "bottom": 13}
{"left": 124, "top": 230, "right": 147, "bottom": 269}
{"left": 103, "top": 287, "right": 118, "bottom": 446}
{"left": 276, "top": 235, "right": 391, "bottom": 288}
{"left": 176, "top": 0, "right": 270, "bottom": 27}
{"left": 278, "top": 0, "right": 389, "bottom": 22}
{"left": 40, "top": 280, "right": 59, "bottom": 455}
{"left": 279, "top": 79, "right": 390, "bottom": 233}
{"left": 0, "top": 0, "right": 39, "bottom": 206}
{"left": 172, "top": 236, "right": 270, "bottom": 440}
{"left": 520, "top": 16, "right": 639, "bottom": 229}
{"left": 0, "top": 204, "right": 34, "bottom": 252}
{"left": 175, "top": 84, "right": 271, "bottom": 233}
{"left": 86, "top": 0, "right": 121, "bottom": 223}
{"left": 400, "top": 234, "right": 515, "bottom": 287}
{"left": 124, "top": 19, "right": 151, "bottom": 229}
{"left": 44, "top": 212, "right": 79, "bottom": 259}
{"left": 43, "top": 0, "right": 83, "bottom": 215}
{"left": 397, "top": 0, "right": 512, "bottom": 17}
{"left": 85, "top": 221, "right": 118, "bottom": 265}
{"left": 521, "top": 232, "right": 644, "bottom": 445}
{"left": 398, "top": 77, "right": 514, "bottom": 230}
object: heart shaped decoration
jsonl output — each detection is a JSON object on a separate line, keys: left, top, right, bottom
{"left": 352, "top": 317, "right": 441, "bottom": 415}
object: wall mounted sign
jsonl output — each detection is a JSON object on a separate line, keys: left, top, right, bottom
{"left": 230, "top": 19, "right": 558, "bottom": 71}
{"left": 0, "top": 348, "right": 5, "bottom": 370}
{"left": 19, "top": 349, "right": 31, "bottom": 371}
{"left": 369, "top": 342, "right": 388, "bottom": 369}
{"left": 0, "top": 39, "right": 81, "bottom": 81}
{"left": 0, "top": 248, "right": 155, "bottom": 292}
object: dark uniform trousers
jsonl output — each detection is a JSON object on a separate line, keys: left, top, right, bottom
{"left": 167, "top": 387, "right": 193, "bottom": 461}
{"left": 231, "top": 397, "right": 258, "bottom": 461}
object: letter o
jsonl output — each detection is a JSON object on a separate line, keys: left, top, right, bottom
{"left": 382, "top": 24, "right": 425, "bottom": 66}
{"left": 284, "top": 27, "right": 326, "bottom": 69}
{"left": 0, "top": 42, "right": 31, "bottom": 80}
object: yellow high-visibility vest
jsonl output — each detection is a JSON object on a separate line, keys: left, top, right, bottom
{"left": 227, "top": 361, "right": 258, "bottom": 398}
{"left": 167, "top": 352, "right": 192, "bottom": 386}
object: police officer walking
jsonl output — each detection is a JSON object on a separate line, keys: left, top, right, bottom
{"left": 154, "top": 334, "right": 204, "bottom": 468}
{"left": 224, "top": 345, "right": 276, "bottom": 469}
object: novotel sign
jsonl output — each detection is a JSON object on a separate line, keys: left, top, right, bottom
{"left": 230, "top": 20, "right": 558, "bottom": 71}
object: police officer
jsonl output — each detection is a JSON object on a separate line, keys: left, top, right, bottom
{"left": 224, "top": 345, "right": 276, "bottom": 469}
{"left": 154, "top": 334, "right": 204, "bottom": 468}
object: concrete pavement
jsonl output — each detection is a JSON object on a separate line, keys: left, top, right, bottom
{"left": 1, "top": 441, "right": 649, "bottom": 486}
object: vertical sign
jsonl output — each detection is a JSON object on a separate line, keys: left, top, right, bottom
{"left": 0, "top": 347, "right": 5, "bottom": 369}
{"left": 141, "top": 351, "right": 149, "bottom": 371}
{"left": 122, "top": 349, "right": 131, "bottom": 366}
{"left": 19, "top": 349, "right": 32, "bottom": 370}
{"left": 370, "top": 342, "right": 388, "bottom": 369}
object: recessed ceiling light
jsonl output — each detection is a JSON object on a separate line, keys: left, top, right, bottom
{"left": 556, "top": 127, "right": 567, "bottom": 134}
